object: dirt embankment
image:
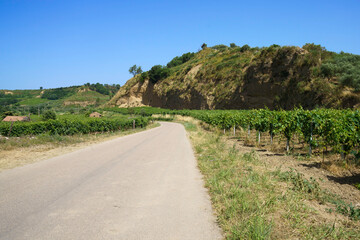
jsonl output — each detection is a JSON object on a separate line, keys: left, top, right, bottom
{"left": 107, "top": 64, "right": 211, "bottom": 109}
{"left": 108, "top": 47, "right": 359, "bottom": 110}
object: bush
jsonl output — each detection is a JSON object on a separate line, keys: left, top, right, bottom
{"left": 319, "top": 52, "right": 360, "bottom": 90}
{"left": 139, "top": 72, "right": 148, "bottom": 83}
{"left": 230, "top": 43, "right": 237, "bottom": 48}
{"left": 41, "top": 110, "right": 56, "bottom": 121}
{"left": 1, "top": 111, "right": 14, "bottom": 120}
{"left": 240, "top": 44, "right": 251, "bottom": 52}
{"left": 167, "top": 52, "right": 195, "bottom": 68}
{"left": 148, "top": 65, "right": 170, "bottom": 83}
{"left": 0, "top": 92, "right": 19, "bottom": 106}
{"left": 88, "top": 83, "right": 110, "bottom": 95}
{"left": 41, "top": 88, "right": 74, "bottom": 100}
{"left": 211, "top": 44, "right": 228, "bottom": 52}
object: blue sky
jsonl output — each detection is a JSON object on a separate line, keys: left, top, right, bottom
{"left": 1, "top": 0, "right": 359, "bottom": 90}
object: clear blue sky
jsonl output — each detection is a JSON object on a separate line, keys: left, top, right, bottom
{"left": 1, "top": 0, "right": 359, "bottom": 90}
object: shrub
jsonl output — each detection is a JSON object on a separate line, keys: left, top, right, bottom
{"left": 240, "top": 44, "right": 251, "bottom": 52}
{"left": 148, "top": 65, "right": 170, "bottom": 83}
{"left": 211, "top": 44, "right": 228, "bottom": 52}
{"left": 41, "top": 110, "right": 56, "bottom": 121}
{"left": 138, "top": 72, "right": 148, "bottom": 83}
{"left": 167, "top": 52, "right": 195, "bottom": 68}
{"left": 230, "top": 43, "right": 237, "bottom": 48}
{"left": 1, "top": 111, "right": 14, "bottom": 120}
{"left": 0, "top": 92, "right": 19, "bottom": 106}
{"left": 88, "top": 83, "right": 110, "bottom": 95}
{"left": 319, "top": 52, "right": 360, "bottom": 90}
{"left": 41, "top": 88, "right": 74, "bottom": 100}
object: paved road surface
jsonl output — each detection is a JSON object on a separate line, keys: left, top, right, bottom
{"left": 0, "top": 122, "right": 222, "bottom": 240}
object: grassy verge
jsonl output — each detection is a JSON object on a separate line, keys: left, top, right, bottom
{"left": 181, "top": 118, "right": 360, "bottom": 239}
{"left": 0, "top": 122, "right": 160, "bottom": 171}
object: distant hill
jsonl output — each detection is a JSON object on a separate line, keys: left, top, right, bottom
{"left": 108, "top": 43, "right": 360, "bottom": 110}
{"left": 0, "top": 83, "right": 120, "bottom": 116}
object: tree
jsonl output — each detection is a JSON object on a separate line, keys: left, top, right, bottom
{"left": 40, "top": 86, "right": 43, "bottom": 90}
{"left": 129, "top": 65, "right": 143, "bottom": 77}
{"left": 201, "top": 43, "right": 207, "bottom": 50}
{"left": 230, "top": 43, "right": 237, "bottom": 48}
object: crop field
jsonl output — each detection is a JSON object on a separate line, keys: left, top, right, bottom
{"left": 106, "top": 107, "right": 360, "bottom": 161}
{"left": 0, "top": 113, "right": 150, "bottom": 137}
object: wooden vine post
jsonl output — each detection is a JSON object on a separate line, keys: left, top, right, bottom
{"left": 308, "top": 121, "right": 313, "bottom": 156}
{"left": 8, "top": 121, "right": 14, "bottom": 137}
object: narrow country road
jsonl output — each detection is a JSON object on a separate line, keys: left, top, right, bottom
{"left": 0, "top": 122, "right": 222, "bottom": 240}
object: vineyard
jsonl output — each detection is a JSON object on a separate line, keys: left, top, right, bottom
{"left": 0, "top": 116, "right": 150, "bottom": 137}
{"left": 183, "top": 108, "right": 360, "bottom": 158}
{"left": 105, "top": 107, "right": 360, "bottom": 160}
{"left": 4, "top": 105, "right": 359, "bottom": 160}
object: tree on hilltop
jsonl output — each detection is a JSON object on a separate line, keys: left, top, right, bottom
{"left": 129, "top": 65, "right": 143, "bottom": 77}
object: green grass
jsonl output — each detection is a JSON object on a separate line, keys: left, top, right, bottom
{"left": 18, "top": 98, "right": 49, "bottom": 106}
{"left": 183, "top": 122, "right": 197, "bottom": 131}
{"left": 65, "top": 90, "right": 109, "bottom": 102}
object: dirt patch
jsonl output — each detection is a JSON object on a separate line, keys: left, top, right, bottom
{"left": 63, "top": 101, "right": 95, "bottom": 107}
{"left": 226, "top": 136, "right": 360, "bottom": 207}
{"left": 185, "top": 64, "right": 202, "bottom": 80}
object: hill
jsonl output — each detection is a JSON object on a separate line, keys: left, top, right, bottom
{"left": 0, "top": 83, "right": 120, "bottom": 117}
{"left": 108, "top": 43, "right": 360, "bottom": 110}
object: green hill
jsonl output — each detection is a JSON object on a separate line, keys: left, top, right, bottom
{"left": 0, "top": 83, "right": 120, "bottom": 117}
{"left": 108, "top": 43, "right": 360, "bottom": 110}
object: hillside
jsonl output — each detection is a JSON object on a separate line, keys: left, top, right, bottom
{"left": 0, "top": 83, "right": 120, "bottom": 117}
{"left": 108, "top": 44, "right": 360, "bottom": 110}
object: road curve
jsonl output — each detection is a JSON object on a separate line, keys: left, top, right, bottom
{"left": 0, "top": 122, "right": 222, "bottom": 240}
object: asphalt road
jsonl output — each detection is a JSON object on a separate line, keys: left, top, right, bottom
{"left": 0, "top": 122, "right": 222, "bottom": 240}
